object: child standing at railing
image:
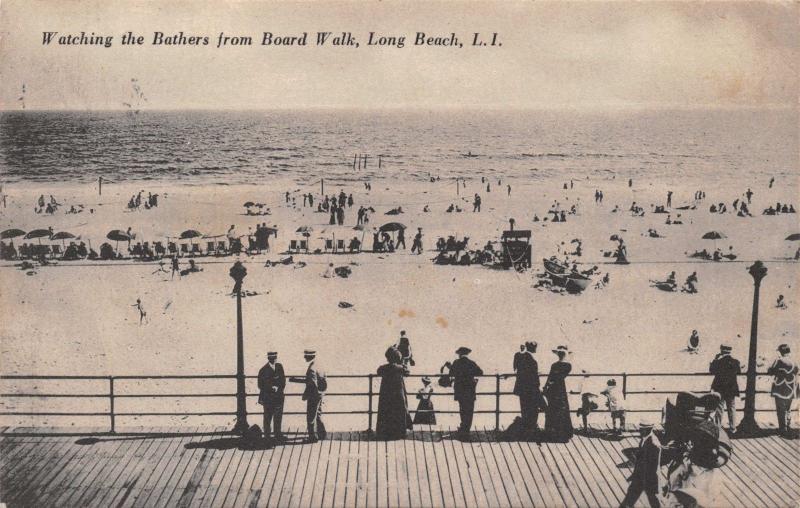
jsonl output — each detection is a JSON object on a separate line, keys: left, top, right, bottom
{"left": 413, "top": 376, "right": 436, "bottom": 425}
{"left": 601, "top": 379, "right": 626, "bottom": 433}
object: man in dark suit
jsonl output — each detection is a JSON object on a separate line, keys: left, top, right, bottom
{"left": 513, "top": 341, "right": 542, "bottom": 432}
{"left": 709, "top": 344, "right": 741, "bottom": 432}
{"left": 289, "top": 350, "right": 327, "bottom": 442}
{"left": 257, "top": 351, "right": 286, "bottom": 441}
{"left": 450, "top": 347, "right": 483, "bottom": 436}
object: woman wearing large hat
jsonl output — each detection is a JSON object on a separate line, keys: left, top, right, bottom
{"left": 543, "top": 345, "right": 573, "bottom": 442}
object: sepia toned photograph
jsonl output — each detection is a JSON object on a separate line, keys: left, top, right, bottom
{"left": 0, "top": 1, "right": 798, "bottom": 506}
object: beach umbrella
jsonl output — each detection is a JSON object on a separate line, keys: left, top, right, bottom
{"left": 107, "top": 230, "right": 131, "bottom": 242}
{"left": 107, "top": 229, "right": 131, "bottom": 251}
{"left": 379, "top": 222, "right": 406, "bottom": 233}
{"left": 25, "top": 228, "right": 52, "bottom": 246}
{"left": 180, "top": 230, "right": 202, "bottom": 240}
{"left": 1, "top": 228, "right": 25, "bottom": 239}
{"left": 51, "top": 231, "right": 76, "bottom": 247}
{"left": 702, "top": 231, "right": 727, "bottom": 240}
{"left": 243, "top": 201, "right": 255, "bottom": 208}
{"left": 296, "top": 226, "right": 313, "bottom": 236}
{"left": 785, "top": 233, "right": 800, "bottom": 241}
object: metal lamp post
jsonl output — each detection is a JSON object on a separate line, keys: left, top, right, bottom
{"left": 230, "top": 261, "right": 250, "bottom": 434}
{"left": 736, "top": 260, "right": 767, "bottom": 435}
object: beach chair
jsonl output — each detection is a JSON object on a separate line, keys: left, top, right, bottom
{"left": 154, "top": 242, "right": 165, "bottom": 257}
{"left": 180, "top": 243, "right": 189, "bottom": 255}
{"left": 168, "top": 242, "right": 177, "bottom": 255}
{"left": 289, "top": 240, "right": 298, "bottom": 253}
{"left": 51, "top": 244, "right": 61, "bottom": 259}
{"left": 325, "top": 239, "right": 334, "bottom": 252}
{"left": 336, "top": 239, "right": 345, "bottom": 252}
{"left": 299, "top": 240, "right": 308, "bottom": 252}
{"left": 190, "top": 244, "right": 201, "bottom": 256}
{"left": 216, "top": 241, "right": 227, "bottom": 255}
{"left": 206, "top": 241, "right": 215, "bottom": 255}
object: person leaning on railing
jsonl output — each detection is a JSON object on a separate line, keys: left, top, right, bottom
{"left": 768, "top": 343, "right": 798, "bottom": 436}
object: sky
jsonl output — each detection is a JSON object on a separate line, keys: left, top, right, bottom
{"left": 0, "top": 0, "right": 797, "bottom": 110}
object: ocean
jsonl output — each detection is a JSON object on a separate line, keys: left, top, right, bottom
{"left": 0, "top": 108, "right": 796, "bottom": 185}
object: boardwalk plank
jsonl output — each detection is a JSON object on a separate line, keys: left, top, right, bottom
{"left": 297, "top": 433, "right": 325, "bottom": 508}
{"left": 156, "top": 427, "right": 227, "bottom": 508}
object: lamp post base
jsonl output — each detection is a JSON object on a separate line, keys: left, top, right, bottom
{"left": 735, "top": 416, "right": 761, "bottom": 436}
{"left": 232, "top": 419, "right": 250, "bottom": 435}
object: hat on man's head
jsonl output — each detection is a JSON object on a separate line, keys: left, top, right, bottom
{"left": 400, "top": 330, "right": 407, "bottom": 336}
{"left": 607, "top": 379, "right": 617, "bottom": 386}
{"left": 525, "top": 341, "right": 538, "bottom": 352}
{"left": 455, "top": 347, "right": 472, "bottom": 356}
{"left": 552, "top": 345, "right": 569, "bottom": 355}
{"left": 778, "top": 344, "right": 791, "bottom": 355}
{"left": 720, "top": 344, "right": 732, "bottom": 353}
{"left": 267, "top": 351, "right": 278, "bottom": 357}
{"left": 304, "top": 349, "right": 316, "bottom": 356}
{"left": 421, "top": 376, "right": 431, "bottom": 384}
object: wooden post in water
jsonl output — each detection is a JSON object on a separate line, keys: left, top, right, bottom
{"left": 99, "top": 176, "right": 102, "bottom": 196}
{"left": 363, "top": 155, "right": 368, "bottom": 169}
{"left": 378, "top": 155, "right": 382, "bottom": 168}
{"left": 737, "top": 260, "right": 767, "bottom": 435}
{"left": 321, "top": 178, "right": 324, "bottom": 196}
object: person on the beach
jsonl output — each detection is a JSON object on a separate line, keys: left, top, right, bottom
{"left": 543, "top": 345, "right": 573, "bottom": 442}
{"left": 289, "top": 350, "right": 327, "bottom": 443}
{"left": 448, "top": 347, "right": 483, "bottom": 437}
{"left": 393, "top": 331, "right": 414, "bottom": 367}
{"left": 667, "top": 191, "right": 673, "bottom": 208}
{"left": 258, "top": 351, "right": 286, "bottom": 441}
{"left": 683, "top": 271, "right": 698, "bottom": 293}
{"left": 776, "top": 294, "right": 786, "bottom": 309}
{"left": 171, "top": 254, "right": 180, "bottom": 280}
{"left": 746, "top": 188, "right": 753, "bottom": 204}
{"left": 411, "top": 228, "right": 423, "bottom": 254}
{"left": 709, "top": 344, "right": 741, "bottom": 432}
{"left": 507, "top": 184, "right": 511, "bottom": 196}
{"left": 473, "top": 193, "right": 481, "bottom": 212}
{"left": 132, "top": 298, "right": 147, "bottom": 325}
{"left": 768, "top": 344, "right": 797, "bottom": 436}
{"left": 687, "top": 330, "right": 701, "bottom": 353}
{"left": 375, "top": 347, "right": 411, "bottom": 440}
{"left": 513, "top": 341, "right": 542, "bottom": 433}
{"left": 601, "top": 379, "right": 626, "bottom": 433}
{"left": 413, "top": 377, "right": 436, "bottom": 425}
{"left": 396, "top": 228, "right": 406, "bottom": 250}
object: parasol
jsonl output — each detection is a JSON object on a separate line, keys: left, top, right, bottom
{"left": 243, "top": 201, "right": 255, "bottom": 208}
{"left": 379, "top": 222, "right": 406, "bottom": 233}
{"left": 702, "top": 230, "right": 727, "bottom": 250}
{"left": 25, "top": 228, "right": 52, "bottom": 244}
{"left": 296, "top": 226, "right": 313, "bottom": 237}
{"left": 1, "top": 228, "right": 26, "bottom": 240}
{"left": 51, "top": 231, "right": 77, "bottom": 247}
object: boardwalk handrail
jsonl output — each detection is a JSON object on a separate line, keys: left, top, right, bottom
{"left": 0, "top": 371, "right": 776, "bottom": 433}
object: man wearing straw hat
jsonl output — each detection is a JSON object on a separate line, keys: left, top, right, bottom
{"left": 449, "top": 347, "right": 484, "bottom": 436}
{"left": 257, "top": 351, "right": 286, "bottom": 441}
{"left": 513, "top": 341, "right": 542, "bottom": 433}
{"left": 290, "top": 350, "right": 327, "bottom": 442}
{"left": 620, "top": 419, "right": 663, "bottom": 508}
{"left": 708, "top": 344, "right": 741, "bottom": 433}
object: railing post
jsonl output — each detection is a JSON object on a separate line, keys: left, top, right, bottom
{"left": 495, "top": 374, "right": 501, "bottom": 430}
{"left": 367, "top": 374, "right": 374, "bottom": 432}
{"left": 622, "top": 373, "right": 627, "bottom": 400}
{"left": 109, "top": 376, "right": 116, "bottom": 433}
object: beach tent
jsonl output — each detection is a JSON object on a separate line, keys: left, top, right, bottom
{"left": 1, "top": 229, "right": 25, "bottom": 240}
{"left": 702, "top": 230, "right": 727, "bottom": 250}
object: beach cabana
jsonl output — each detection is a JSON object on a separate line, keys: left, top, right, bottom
{"left": 179, "top": 229, "right": 203, "bottom": 255}
{"left": 290, "top": 226, "right": 313, "bottom": 253}
{"left": 319, "top": 227, "right": 352, "bottom": 253}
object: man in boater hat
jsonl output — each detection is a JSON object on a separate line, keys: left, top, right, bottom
{"left": 449, "top": 346, "right": 483, "bottom": 436}
{"left": 290, "top": 350, "right": 328, "bottom": 442}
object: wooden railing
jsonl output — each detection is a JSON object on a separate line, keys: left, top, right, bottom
{"left": 0, "top": 372, "right": 776, "bottom": 433}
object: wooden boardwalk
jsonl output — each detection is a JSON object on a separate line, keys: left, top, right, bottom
{"left": 0, "top": 425, "right": 797, "bottom": 507}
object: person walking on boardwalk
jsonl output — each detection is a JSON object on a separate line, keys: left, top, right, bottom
{"left": 258, "top": 351, "right": 286, "bottom": 441}
{"left": 543, "top": 345, "right": 573, "bottom": 442}
{"left": 376, "top": 348, "right": 411, "bottom": 440}
{"left": 513, "top": 341, "right": 543, "bottom": 432}
{"left": 413, "top": 376, "right": 436, "bottom": 425}
{"left": 289, "top": 350, "right": 327, "bottom": 442}
{"left": 448, "top": 346, "right": 483, "bottom": 437}
{"left": 620, "top": 421, "right": 663, "bottom": 508}
{"left": 768, "top": 344, "right": 798, "bottom": 436}
{"left": 709, "top": 344, "right": 741, "bottom": 433}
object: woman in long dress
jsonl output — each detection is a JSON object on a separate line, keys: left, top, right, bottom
{"left": 376, "top": 348, "right": 411, "bottom": 440}
{"left": 413, "top": 377, "right": 436, "bottom": 425}
{"left": 543, "top": 345, "right": 573, "bottom": 442}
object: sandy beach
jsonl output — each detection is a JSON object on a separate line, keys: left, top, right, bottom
{"left": 1, "top": 172, "right": 797, "bottom": 428}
